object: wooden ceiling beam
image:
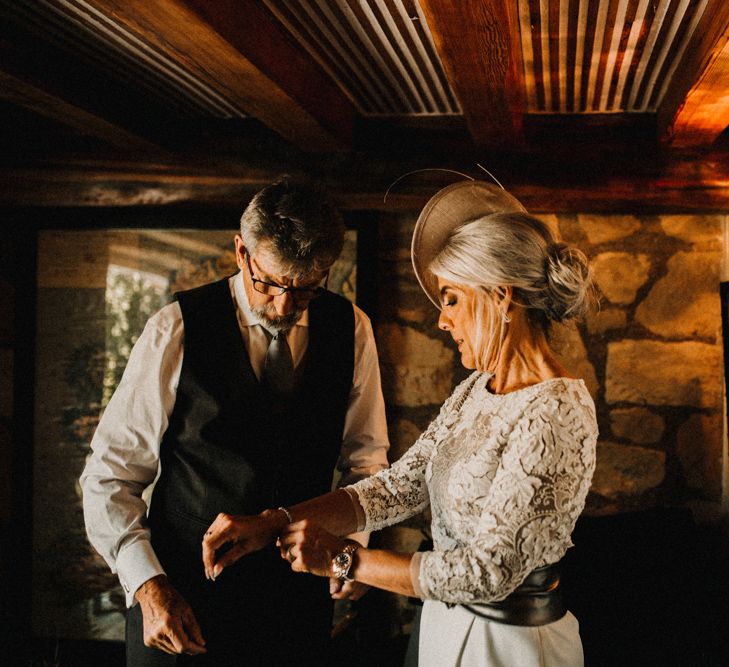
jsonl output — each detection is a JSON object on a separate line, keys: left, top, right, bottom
{"left": 658, "top": 0, "right": 729, "bottom": 145}
{"left": 2, "top": 151, "right": 728, "bottom": 213}
{"left": 417, "top": 0, "right": 525, "bottom": 149}
{"left": 0, "top": 162, "right": 273, "bottom": 208}
{"left": 183, "top": 0, "right": 354, "bottom": 148}
{"left": 670, "top": 23, "right": 729, "bottom": 147}
{"left": 83, "top": 0, "right": 354, "bottom": 152}
{"left": 0, "top": 13, "right": 168, "bottom": 155}
{"left": 0, "top": 69, "right": 160, "bottom": 154}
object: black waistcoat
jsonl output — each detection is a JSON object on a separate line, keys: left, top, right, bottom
{"left": 138, "top": 278, "right": 355, "bottom": 663}
{"left": 147, "top": 275, "right": 354, "bottom": 584}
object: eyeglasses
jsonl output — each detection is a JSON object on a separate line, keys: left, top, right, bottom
{"left": 244, "top": 251, "right": 327, "bottom": 301}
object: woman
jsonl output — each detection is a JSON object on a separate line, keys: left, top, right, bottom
{"left": 202, "top": 181, "right": 598, "bottom": 666}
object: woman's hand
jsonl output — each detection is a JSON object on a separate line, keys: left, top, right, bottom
{"left": 329, "top": 578, "right": 370, "bottom": 601}
{"left": 202, "top": 509, "right": 286, "bottom": 580}
{"left": 278, "top": 520, "right": 418, "bottom": 599}
{"left": 277, "top": 520, "right": 350, "bottom": 579}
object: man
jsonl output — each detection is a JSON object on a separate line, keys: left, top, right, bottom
{"left": 81, "top": 176, "right": 390, "bottom": 665}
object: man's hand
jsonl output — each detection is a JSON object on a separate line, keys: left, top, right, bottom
{"left": 329, "top": 578, "right": 370, "bottom": 601}
{"left": 134, "top": 575, "right": 206, "bottom": 655}
{"left": 202, "top": 510, "right": 285, "bottom": 580}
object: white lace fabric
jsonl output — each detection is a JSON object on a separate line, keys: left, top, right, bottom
{"left": 349, "top": 372, "right": 597, "bottom": 605}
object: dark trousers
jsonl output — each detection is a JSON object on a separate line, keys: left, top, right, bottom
{"left": 126, "top": 546, "right": 333, "bottom": 667}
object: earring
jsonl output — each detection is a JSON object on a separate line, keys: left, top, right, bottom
{"left": 500, "top": 307, "right": 510, "bottom": 324}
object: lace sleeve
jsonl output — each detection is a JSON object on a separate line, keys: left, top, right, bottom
{"left": 348, "top": 374, "right": 479, "bottom": 532}
{"left": 418, "top": 386, "right": 597, "bottom": 604}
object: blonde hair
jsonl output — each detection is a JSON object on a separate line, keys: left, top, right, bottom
{"left": 429, "top": 212, "right": 596, "bottom": 371}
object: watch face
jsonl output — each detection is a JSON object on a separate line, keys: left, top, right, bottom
{"left": 333, "top": 552, "right": 352, "bottom": 578}
{"left": 334, "top": 553, "right": 351, "bottom": 568}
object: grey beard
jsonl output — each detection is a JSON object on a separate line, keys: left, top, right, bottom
{"left": 250, "top": 304, "right": 305, "bottom": 333}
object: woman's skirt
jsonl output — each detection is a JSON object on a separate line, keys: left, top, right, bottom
{"left": 418, "top": 600, "right": 584, "bottom": 666}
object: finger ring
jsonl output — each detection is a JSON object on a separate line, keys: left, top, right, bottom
{"left": 286, "top": 545, "right": 295, "bottom": 563}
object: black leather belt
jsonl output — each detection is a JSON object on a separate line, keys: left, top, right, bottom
{"left": 461, "top": 563, "right": 565, "bottom": 627}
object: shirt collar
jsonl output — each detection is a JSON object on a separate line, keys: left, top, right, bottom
{"left": 233, "top": 270, "right": 309, "bottom": 328}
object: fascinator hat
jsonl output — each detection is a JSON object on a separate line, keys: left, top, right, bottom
{"left": 411, "top": 181, "right": 527, "bottom": 309}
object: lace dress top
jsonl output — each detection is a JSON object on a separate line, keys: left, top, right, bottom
{"left": 349, "top": 372, "right": 597, "bottom": 605}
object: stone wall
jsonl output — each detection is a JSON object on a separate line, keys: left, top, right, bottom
{"left": 565, "top": 214, "right": 725, "bottom": 515}
{"left": 371, "top": 212, "right": 726, "bottom": 630}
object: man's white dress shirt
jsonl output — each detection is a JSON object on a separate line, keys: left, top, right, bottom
{"left": 81, "top": 272, "right": 390, "bottom": 606}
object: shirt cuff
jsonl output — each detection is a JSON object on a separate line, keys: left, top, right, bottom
{"left": 342, "top": 486, "right": 367, "bottom": 533}
{"left": 410, "top": 551, "right": 427, "bottom": 599}
{"left": 115, "top": 539, "right": 166, "bottom": 607}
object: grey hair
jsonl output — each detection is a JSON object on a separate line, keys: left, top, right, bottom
{"left": 239, "top": 175, "right": 345, "bottom": 276}
{"left": 429, "top": 212, "right": 596, "bottom": 369}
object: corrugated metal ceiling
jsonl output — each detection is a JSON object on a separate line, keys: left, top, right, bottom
{"left": 18, "top": 0, "right": 246, "bottom": 118}
{"left": 261, "top": 0, "right": 461, "bottom": 115}
{"left": 7, "top": 0, "right": 713, "bottom": 120}
{"left": 519, "top": 0, "right": 709, "bottom": 113}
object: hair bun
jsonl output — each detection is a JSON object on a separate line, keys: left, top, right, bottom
{"left": 544, "top": 243, "right": 595, "bottom": 322}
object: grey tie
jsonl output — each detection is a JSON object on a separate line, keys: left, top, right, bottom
{"left": 263, "top": 330, "right": 295, "bottom": 396}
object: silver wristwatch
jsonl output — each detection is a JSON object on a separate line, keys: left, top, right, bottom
{"left": 331, "top": 542, "right": 359, "bottom": 582}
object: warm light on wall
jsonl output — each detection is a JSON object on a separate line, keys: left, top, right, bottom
{"left": 723, "top": 215, "right": 729, "bottom": 282}
{"left": 722, "top": 215, "right": 729, "bottom": 513}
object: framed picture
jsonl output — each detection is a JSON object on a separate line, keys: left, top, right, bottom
{"left": 32, "top": 227, "right": 359, "bottom": 641}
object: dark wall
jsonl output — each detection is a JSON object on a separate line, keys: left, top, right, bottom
{"left": 0, "top": 226, "right": 16, "bottom": 527}
{"left": 0, "top": 208, "right": 242, "bottom": 665}
{"left": 1, "top": 215, "right": 36, "bottom": 665}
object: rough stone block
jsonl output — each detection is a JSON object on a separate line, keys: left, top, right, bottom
{"left": 378, "top": 324, "right": 454, "bottom": 407}
{"left": 592, "top": 251, "right": 651, "bottom": 305}
{"left": 590, "top": 441, "right": 666, "bottom": 497}
{"left": 550, "top": 324, "right": 599, "bottom": 399}
{"left": 586, "top": 307, "right": 627, "bottom": 335}
{"left": 609, "top": 407, "right": 665, "bottom": 444}
{"left": 676, "top": 412, "right": 722, "bottom": 500}
{"left": 635, "top": 251, "right": 721, "bottom": 339}
{"left": 378, "top": 285, "right": 426, "bottom": 320}
{"left": 536, "top": 213, "right": 561, "bottom": 239}
{"left": 390, "top": 418, "right": 423, "bottom": 461}
{"left": 397, "top": 304, "right": 433, "bottom": 323}
{"left": 605, "top": 340, "right": 722, "bottom": 408}
{"left": 660, "top": 216, "right": 722, "bottom": 249}
{"left": 578, "top": 214, "right": 641, "bottom": 244}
